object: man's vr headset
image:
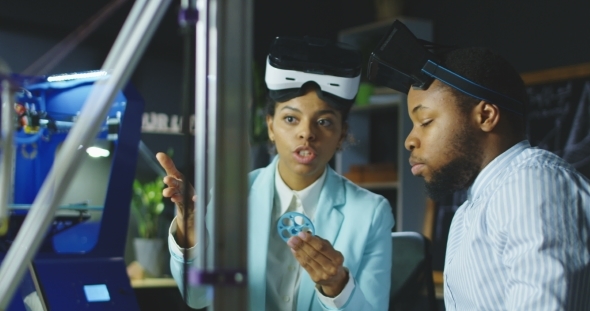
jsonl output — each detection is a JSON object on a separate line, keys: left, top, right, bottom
{"left": 265, "top": 36, "right": 362, "bottom": 109}
{"left": 367, "top": 20, "right": 524, "bottom": 115}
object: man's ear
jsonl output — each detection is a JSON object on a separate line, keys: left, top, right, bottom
{"left": 475, "top": 101, "right": 501, "bottom": 133}
{"left": 266, "top": 115, "right": 274, "bottom": 142}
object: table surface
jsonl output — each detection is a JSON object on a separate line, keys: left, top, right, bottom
{"left": 129, "top": 274, "right": 445, "bottom": 299}
{"left": 131, "top": 277, "right": 177, "bottom": 289}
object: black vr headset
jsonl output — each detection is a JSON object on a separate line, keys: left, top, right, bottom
{"left": 367, "top": 20, "right": 524, "bottom": 116}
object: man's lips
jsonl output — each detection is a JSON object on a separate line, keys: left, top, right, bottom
{"left": 410, "top": 163, "right": 425, "bottom": 176}
{"left": 409, "top": 158, "right": 425, "bottom": 176}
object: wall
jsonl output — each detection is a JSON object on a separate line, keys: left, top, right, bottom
{"left": 0, "top": 30, "right": 103, "bottom": 74}
{"left": 404, "top": 0, "right": 590, "bottom": 72}
{"left": 253, "top": 0, "right": 590, "bottom": 73}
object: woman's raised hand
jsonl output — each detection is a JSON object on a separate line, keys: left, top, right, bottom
{"left": 156, "top": 152, "right": 197, "bottom": 248}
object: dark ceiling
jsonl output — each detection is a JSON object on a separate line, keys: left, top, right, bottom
{"left": 0, "top": 0, "right": 184, "bottom": 63}
{"left": 0, "top": 0, "right": 376, "bottom": 69}
{"left": 3, "top": 0, "right": 589, "bottom": 74}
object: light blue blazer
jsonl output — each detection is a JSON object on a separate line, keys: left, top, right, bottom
{"left": 170, "top": 156, "right": 394, "bottom": 310}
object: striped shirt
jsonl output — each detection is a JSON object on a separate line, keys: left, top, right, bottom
{"left": 444, "top": 140, "right": 590, "bottom": 310}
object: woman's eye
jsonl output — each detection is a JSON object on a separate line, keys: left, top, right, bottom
{"left": 318, "top": 119, "right": 333, "bottom": 127}
{"left": 284, "top": 116, "right": 296, "bottom": 123}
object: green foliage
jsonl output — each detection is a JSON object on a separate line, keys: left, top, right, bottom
{"left": 131, "top": 178, "right": 165, "bottom": 239}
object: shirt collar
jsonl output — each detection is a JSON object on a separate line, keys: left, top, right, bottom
{"left": 467, "top": 140, "right": 530, "bottom": 201}
{"left": 274, "top": 160, "right": 327, "bottom": 217}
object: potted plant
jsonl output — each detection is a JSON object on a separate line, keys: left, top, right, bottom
{"left": 131, "top": 177, "right": 165, "bottom": 277}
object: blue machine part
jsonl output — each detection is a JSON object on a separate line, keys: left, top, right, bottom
{"left": 277, "top": 211, "right": 315, "bottom": 242}
{"left": 1, "top": 72, "right": 145, "bottom": 311}
{"left": 13, "top": 75, "right": 127, "bottom": 204}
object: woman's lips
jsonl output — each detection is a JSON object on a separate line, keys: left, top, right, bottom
{"left": 293, "top": 147, "right": 317, "bottom": 164}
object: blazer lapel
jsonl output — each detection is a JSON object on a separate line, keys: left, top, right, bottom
{"left": 297, "top": 167, "right": 345, "bottom": 310}
{"left": 248, "top": 157, "right": 276, "bottom": 311}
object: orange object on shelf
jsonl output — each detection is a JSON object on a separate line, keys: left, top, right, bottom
{"left": 343, "top": 165, "right": 363, "bottom": 183}
{"left": 343, "top": 163, "right": 397, "bottom": 183}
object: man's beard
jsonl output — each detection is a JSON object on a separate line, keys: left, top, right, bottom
{"left": 425, "top": 127, "right": 483, "bottom": 202}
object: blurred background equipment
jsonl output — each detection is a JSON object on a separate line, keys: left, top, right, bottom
{"left": 0, "top": 71, "right": 145, "bottom": 310}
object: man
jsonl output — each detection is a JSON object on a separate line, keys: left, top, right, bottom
{"left": 405, "top": 47, "right": 590, "bottom": 310}
{"left": 367, "top": 19, "right": 590, "bottom": 310}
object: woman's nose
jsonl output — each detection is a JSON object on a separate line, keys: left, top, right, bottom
{"left": 298, "top": 120, "right": 316, "bottom": 141}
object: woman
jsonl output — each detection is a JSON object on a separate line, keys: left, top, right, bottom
{"left": 158, "top": 36, "right": 394, "bottom": 310}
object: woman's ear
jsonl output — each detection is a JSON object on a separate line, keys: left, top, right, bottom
{"left": 266, "top": 115, "right": 274, "bottom": 142}
{"left": 339, "top": 122, "right": 349, "bottom": 148}
{"left": 475, "top": 101, "right": 501, "bottom": 133}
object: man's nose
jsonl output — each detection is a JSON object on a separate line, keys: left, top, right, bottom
{"left": 405, "top": 130, "right": 419, "bottom": 151}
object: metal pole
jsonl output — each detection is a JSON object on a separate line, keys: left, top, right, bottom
{"left": 0, "top": 79, "right": 15, "bottom": 237}
{"left": 194, "top": 0, "right": 209, "bottom": 272}
{"left": 192, "top": 0, "right": 251, "bottom": 309}
{"left": 0, "top": 0, "right": 170, "bottom": 307}
{"left": 179, "top": 0, "right": 198, "bottom": 307}
{"left": 210, "top": 0, "right": 251, "bottom": 308}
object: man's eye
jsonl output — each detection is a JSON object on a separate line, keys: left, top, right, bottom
{"left": 284, "top": 116, "right": 295, "bottom": 123}
{"left": 421, "top": 120, "right": 432, "bottom": 127}
{"left": 318, "top": 119, "right": 333, "bottom": 126}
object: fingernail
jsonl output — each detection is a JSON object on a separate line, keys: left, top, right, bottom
{"left": 287, "top": 237, "right": 299, "bottom": 248}
{"left": 298, "top": 232, "right": 307, "bottom": 239}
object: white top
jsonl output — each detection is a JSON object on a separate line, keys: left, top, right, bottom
{"left": 444, "top": 141, "right": 590, "bottom": 310}
{"left": 267, "top": 162, "right": 354, "bottom": 311}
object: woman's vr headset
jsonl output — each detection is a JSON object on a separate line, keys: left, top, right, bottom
{"left": 265, "top": 36, "right": 362, "bottom": 108}
{"left": 367, "top": 20, "right": 524, "bottom": 115}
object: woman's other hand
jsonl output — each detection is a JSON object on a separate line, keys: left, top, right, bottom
{"left": 288, "top": 232, "right": 349, "bottom": 297}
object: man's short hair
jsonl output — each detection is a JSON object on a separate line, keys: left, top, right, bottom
{"left": 437, "top": 47, "right": 527, "bottom": 137}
